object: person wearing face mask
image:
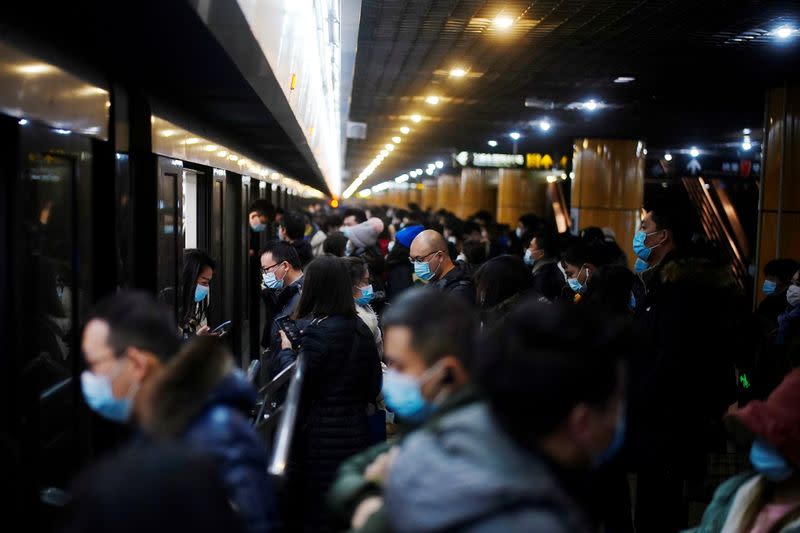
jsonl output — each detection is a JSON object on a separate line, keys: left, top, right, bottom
{"left": 328, "top": 289, "right": 479, "bottom": 533}
{"left": 259, "top": 241, "right": 304, "bottom": 377}
{"left": 177, "top": 249, "right": 216, "bottom": 339}
{"left": 776, "top": 268, "right": 800, "bottom": 348}
{"left": 525, "top": 227, "right": 566, "bottom": 302}
{"left": 757, "top": 259, "right": 799, "bottom": 330}
{"left": 382, "top": 301, "right": 630, "bottom": 533}
{"left": 343, "top": 256, "right": 383, "bottom": 358}
{"left": 80, "top": 291, "right": 280, "bottom": 533}
{"left": 562, "top": 240, "right": 608, "bottom": 302}
{"left": 685, "top": 368, "right": 800, "bottom": 533}
{"left": 408, "top": 229, "right": 475, "bottom": 305}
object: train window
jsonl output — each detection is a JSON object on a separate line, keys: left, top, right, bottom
{"left": 182, "top": 169, "right": 198, "bottom": 249}
{"left": 156, "top": 158, "right": 180, "bottom": 311}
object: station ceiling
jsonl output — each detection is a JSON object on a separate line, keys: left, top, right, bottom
{"left": 345, "top": 0, "right": 800, "bottom": 191}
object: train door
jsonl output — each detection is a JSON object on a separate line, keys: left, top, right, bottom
{"left": 156, "top": 157, "right": 183, "bottom": 315}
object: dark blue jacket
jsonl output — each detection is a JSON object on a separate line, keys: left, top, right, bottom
{"left": 144, "top": 349, "right": 280, "bottom": 533}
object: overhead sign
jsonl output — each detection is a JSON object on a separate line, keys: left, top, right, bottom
{"left": 455, "top": 151, "right": 524, "bottom": 168}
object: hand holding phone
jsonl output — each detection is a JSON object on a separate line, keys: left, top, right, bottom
{"left": 211, "top": 320, "right": 233, "bottom": 337}
{"left": 276, "top": 316, "right": 302, "bottom": 350}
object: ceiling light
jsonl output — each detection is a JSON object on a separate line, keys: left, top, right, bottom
{"left": 410, "top": 171, "right": 418, "bottom": 177}
{"left": 185, "top": 138, "right": 201, "bottom": 145}
{"left": 509, "top": 132, "right": 521, "bottom": 140}
{"left": 539, "top": 119, "right": 551, "bottom": 131}
{"left": 449, "top": 68, "right": 467, "bottom": 77}
{"left": 392, "top": 136, "right": 401, "bottom": 143}
{"left": 689, "top": 147, "right": 700, "bottom": 158}
{"left": 54, "top": 128, "right": 71, "bottom": 135}
{"left": 425, "top": 96, "right": 440, "bottom": 105}
{"left": 487, "top": 140, "right": 498, "bottom": 147}
{"left": 400, "top": 126, "right": 410, "bottom": 134}
{"left": 160, "top": 129, "right": 177, "bottom": 137}
{"left": 217, "top": 150, "right": 228, "bottom": 157}
{"left": 385, "top": 144, "right": 395, "bottom": 151}
{"left": 395, "top": 174, "right": 409, "bottom": 183}
{"left": 410, "top": 114, "right": 422, "bottom": 123}
{"left": 584, "top": 100, "right": 598, "bottom": 111}
{"left": 380, "top": 150, "right": 388, "bottom": 156}
{"left": 664, "top": 153, "right": 673, "bottom": 161}
{"left": 493, "top": 15, "right": 514, "bottom": 29}
{"left": 742, "top": 141, "right": 752, "bottom": 151}
{"left": 204, "top": 144, "right": 217, "bottom": 151}
{"left": 426, "top": 168, "right": 434, "bottom": 176}
{"left": 643, "top": 148, "right": 648, "bottom": 155}
{"left": 614, "top": 76, "right": 635, "bottom": 84}
{"left": 435, "top": 161, "right": 444, "bottom": 169}
{"left": 14, "top": 63, "right": 55, "bottom": 75}
{"left": 775, "top": 26, "right": 795, "bottom": 39}
{"left": 18, "top": 118, "right": 28, "bottom": 125}
{"left": 743, "top": 128, "right": 751, "bottom": 135}
{"left": 416, "top": 168, "right": 423, "bottom": 174}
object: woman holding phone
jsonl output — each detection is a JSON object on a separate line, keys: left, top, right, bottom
{"left": 276, "top": 256, "right": 382, "bottom": 533}
{"left": 178, "top": 249, "right": 216, "bottom": 339}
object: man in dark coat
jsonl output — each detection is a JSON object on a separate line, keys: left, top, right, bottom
{"left": 409, "top": 229, "right": 475, "bottom": 305}
{"left": 526, "top": 227, "right": 566, "bottom": 302}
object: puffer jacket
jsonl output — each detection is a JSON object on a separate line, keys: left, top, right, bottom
{"left": 431, "top": 261, "right": 475, "bottom": 305}
{"left": 142, "top": 345, "right": 279, "bottom": 533}
{"left": 283, "top": 315, "right": 383, "bottom": 533}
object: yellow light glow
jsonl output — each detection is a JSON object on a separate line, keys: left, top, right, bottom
{"left": 204, "top": 145, "right": 218, "bottom": 151}
{"left": 400, "top": 126, "right": 410, "bottom": 134}
{"left": 493, "top": 15, "right": 514, "bottom": 29}
{"left": 14, "top": 63, "right": 55, "bottom": 75}
{"left": 392, "top": 136, "right": 401, "bottom": 143}
{"left": 425, "top": 96, "right": 440, "bottom": 105}
{"left": 410, "top": 114, "right": 422, "bottom": 123}
{"left": 450, "top": 68, "right": 467, "bottom": 77}
{"left": 385, "top": 144, "right": 395, "bottom": 151}
{"left": 217, "top": 150, "right": 228, "bottom": 157}
{"left": 160, "top": 130, "right": 177, "bottom": 137}
{"left": 185, "top": 138, "right": 201, "bottom": 145}
{"left": 228, "top": 155, "right": 239, "bottom": 161}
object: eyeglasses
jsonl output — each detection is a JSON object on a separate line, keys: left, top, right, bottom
{"left": 260, "top": 262, "right": 282, "bottom": 274}
{"left": 409, "top": 251, "right": 439, "bottom": 264}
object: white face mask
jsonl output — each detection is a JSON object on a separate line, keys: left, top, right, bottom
{"left": 788, "top": 285, "right": 800, "bottom": 307}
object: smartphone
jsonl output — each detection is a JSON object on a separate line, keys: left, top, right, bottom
{"left": 275, "top": 316, "right": 303, "bottom": 350}
{"left": 211, "top": 320, "right": 233, "bottom": 337}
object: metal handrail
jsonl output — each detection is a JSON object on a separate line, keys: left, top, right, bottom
{"left": 268, "top": 354, "right": 306, "bottom": 477}
{"left": 253, "top": 361, "right": 297, "bottom": 429}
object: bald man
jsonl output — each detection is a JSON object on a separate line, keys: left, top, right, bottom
{"left": 409, "top": 229, "right": 475, "bottom": 304}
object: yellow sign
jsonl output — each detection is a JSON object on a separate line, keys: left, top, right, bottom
{"left": 526, "top": 153, "right": 565, "bottom": 169}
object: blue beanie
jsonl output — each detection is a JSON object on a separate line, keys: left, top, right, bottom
{"left": 396, "top": 225, "right": 425, "bottom": 248}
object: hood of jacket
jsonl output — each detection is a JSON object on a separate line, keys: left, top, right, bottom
{"left": 141, "top": 344, "right": 256, "bottom": 439}
{"left": 385, "top": 402, "right": 593, "bottom": 533}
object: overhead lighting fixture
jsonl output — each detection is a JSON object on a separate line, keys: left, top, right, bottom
{"left": 54, "top": 128, "right": 71, "bottom": 135}
{"left": 487, "top": 140, "right": 498, "bottom": 147}
{"left": 14, "top": 63, "right": 55, "bottom": 75}
{"left": 774, "top": 26, "right": 796, "bottom": 39}
{"left": 410, "top": 114, "right": 422, "bottom": 123}
{"left": 689, "top": 147, "right": 700, "bottom": 158}
{"left": 435, "top": 161, "right": 444, "bottom": 169}
{"left": 493, "top": 15, "right": 514, "bottom": 29}
{"left": 385, "top": 144, "right": 395, "bottom": 151}
{"left": 425, "top": 95, "right": 440, "bottom": 105}
{"left": 416, "top": 168, "right": 423, "bottom": 174}
{"left": 742, "top": 141, "right": 752, "bottom": 151}
{"left": 643, "top": 148, "right": 648, "bottom": 155}
{"left": 400, "top": 126, "right": 410, "bottom": 134}
{"left": 395, "top": 174, "right": 409, "bottom": 183}
{"left": 410, "top": 170, "right": 418, "bottom": 177}
{"left": 18, "top": 118, "right": 28, "bottom": 125}
{"left": 613, "top": 76, "right": 635, "bottom": 84}
{"left": 584, "top": 99, "right": 598, "bottom": 111}
{"left": 509, "top": 131, "right": 521, "bottom": 140}
{"left": 664, "top": 153, "right": 673, "bottom": 161}
{"left": 160, "top": 129, "right": 177, "bottom": 137}
{"left": 217, "top": 150, "right": 228, "bottom": 157}
{"left": 539, "top": 119, "right": 551, "bottom": 132}
{"left": 392, "top": 136, "right": 401, "bottom": 143}
{"left": 185, "top": 138, "right": 201, "bottom": 145}
{"left": 426, "top": 168, "right": 434, "bottom": 176}
{"left": 204, "top": 144, "right": 218, "bottom": 151}
{"left": 743, "top": 128, "right": 751, "bottom": 135}
{"left": 380, "top": 150, "right": 388, "bottom": 156}
{"left": 449, "top": 68, "right": 467, "bottom": 77}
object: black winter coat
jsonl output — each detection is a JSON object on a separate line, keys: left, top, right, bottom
{"left": 282, "top": 315, "right": 382, "bottom": 533}
{"left": 531, "top": 258, "right": 567, "bottom": 302}
{"left": 431, "top": 261, "right": 475, "bottom": 304}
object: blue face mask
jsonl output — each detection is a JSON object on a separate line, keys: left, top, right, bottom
{"left": 194, "top": 284, "right": 209, "bottom": 302}
{"left": 567, "top": 267, "right": 587, "bottom": 294}
{"left": 750, "top": 439, "right": 794, "bottom": 482}
{"left": 524, "top": 249, "right": 535, "bottom": 267}
{"left": 632, "top": 230, "right": 662, "bottom": 261}
{"left": 634, "top": 257, "right": 649, "bottom": 273}
{"left": 595, "top": 404, "right": 626, "bottom": 467}
{"left": 763, "top": 280, "right": 777, "bottom": 296}
{"left": 262, "top": 266, "right": 286, "bottom": 291}
{"left": 382, "top": 368, "right": 435, "bottom": 423}
{"left": 413, "top": 253, "right": 439, "bottom": 282}
{"left": 80, "top": 361, "right": 138, "bottom": 423}
{"left": 250, "top": 222, "right": 266, "bottom": 233}
{"left": 355, "top": 284, "right": 374, "bottom": 306}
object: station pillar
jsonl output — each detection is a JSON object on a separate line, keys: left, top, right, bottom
{"left": 572, "top": 138, "right": 645, "bottom": 267}
{"left": 755, "top": 85, "right": 800, "bottom": 304}
{"left": 436, "top": 172, "right": 460, "bottom": 213}
{"left": 421, "top": 178, "right": 438, "bottom": 211}
{"left": 459, "top": 168, "right": 497, "bottom": 220}
{"left": 496, "top": 169, "right": 547, "bottom": 227}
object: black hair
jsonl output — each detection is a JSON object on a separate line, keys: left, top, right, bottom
{"left": 281, "top": 211, "right": 307, "bottom": 241}
{"left": 260, "top": 240, "right": 301, "bottom": 270}
{"left": 342, "top": 256, "right": 368, "bottom": 288}
{"left": 178, "top": 249, "right": 216, "bottom": 330}
{"left": 247, "top": 199, "right": 275, "bottom": 220}
{"left": 463, "top": 221, "right": 481, "bottom": 238}
{"left": 89, "top": 291, "right": 180, "bottom": 363}
{"left": 323, "top": 231, "right": 348, "bottom": 257}
{"left": 343, "top": 208, "right": 367, "bottom": 224}
{"left": 321, "top": 214, "right": 343, "bottom": 234}
{"left": 563, "top": 240, "right": 610, "bottom": 269}
{"left": 579, "top": 226, "right": 606, "bottom": 243}
{"left": 63, "top": 443, "right": 245, "bottom": 533}
{"left": 472, "top": 210, "right": 494, "bottom": 225}
{"left": 462, "top": 238, "right": 487, "bottom": 265}
{"left": 473, "top": 255, "right": 533, "bottom": 309}
{"left": 293, "top": 256, "right": 355, "bottom": 319}
{"left": 478, "top": 301, "right": 631, "bottom": 445}
{"left": 580, "top": 264, "right": 635, "bottom": 315}
{"left": 764, "top": 259, "right": 800, "bottom": 282}
{"left": 532, "top": 227, "right": 560, "bottom": 257}
{"left": 518, "top": 213, "right": 541, "bottom": 231}
{"left": 643, "top": 188, "right": 699, "bottom": 248}
{"left": 382, "top": 287, "right": 478, "bottom": 370}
